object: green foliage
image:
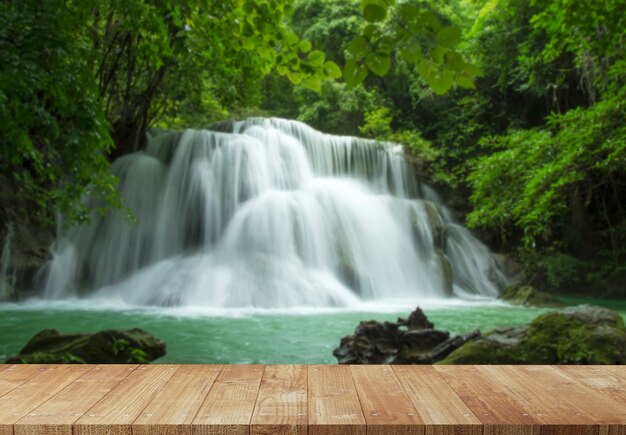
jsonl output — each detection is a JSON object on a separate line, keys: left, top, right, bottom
{"left": 1, "top": 0, "right": 344, "bottom": 224}
{"left": 360, "top": 108, "right": 437, "bottom": 164}
{"left": 359, "top": 107, "right": 393, "bottom": 138}
{"left": 0, "top": 1, "right": 122, "bottom": 224}
{"left": 343, "top": 0, "right": 482, "bottom": 93}
{"left": 468, "top": 94, "right": 626, "bottom": 240}
{"left": 297, "top": 80, "right": 383, "bottom": 135}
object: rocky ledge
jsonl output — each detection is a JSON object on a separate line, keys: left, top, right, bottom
{"left": 498, "top": 284, "right": 564, "bottom": 307}
{"left": 333, "top": 307, "right": 479, "bottom": 364}
{"left": 5, "top": 328, "right": 166, "bottom": 364}
{"left": 335, "top": 304, "right": 626, "bottom": 365}
{"left": 441, "top": 304, "right": 626, "bottom": 364}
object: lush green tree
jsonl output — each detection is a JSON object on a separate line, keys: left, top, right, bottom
{"left": 0, "top": 1, "right": 118, "bottom": 223}
{"left": 462, "top": 0, "right": 626, "bottom": 294}
{"left": 0, "top": 0, "right": 341, "bottom": 223}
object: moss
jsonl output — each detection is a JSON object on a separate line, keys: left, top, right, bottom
{"left": 439, "top": 305, "right": 626, "bottom": 364}
{"left": 7, "top": 328, "right": 166, "bottom": 364}
{"left": 518, "top": 307, "right": 626, "bottom": 364}
{"left": 499, "top": 285, "right": 564, "bottom": 307}
{"left": 437, "top": 336, "right": 517, "bottom": 364}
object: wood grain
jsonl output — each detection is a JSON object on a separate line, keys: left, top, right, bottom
{"left": 495, "top": 366, "right": 625, "bottom": 423}
{"left": 435, "top": 365, "right": 537, "bottom": 435}
{"left": 394, "top": 365, "right": 481, "bottom": 435}
{"left": 0, "top": 365, "right": 53, "bottom": 397}
{"left": 250, "top": 365, "right": 308, "bottom": 435}
{"left": 13, "top": 365, "right": 136, "bottom": 435}
{"left": 349, "top": 365, "right": 423, "bottom": 435}
{"left": 0, "top": 364, "right": 622, "bottom": 434}
{"left": 73, "top": 364, "right": 179, "bottom": 435}
{"left": 191, "top": 364, "right": 264, "bottom": 435}
{"left": 551, "top": 366, "right": 626, "bottom": 435}
{"left": 477, "top": 365, "right": 625, "bottom": 435}
{"left": 308, "top": 365, "right": 365, "bottom": 435}
{"left": 0, "top": 365, "right": 90, "bottom": 435}
{"left": 133, "top": 365, "right": 222, "bottom": 435}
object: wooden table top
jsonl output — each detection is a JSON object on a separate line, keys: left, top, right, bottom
{"left": 0, "top": 364, "right": 623, "bottom": 434}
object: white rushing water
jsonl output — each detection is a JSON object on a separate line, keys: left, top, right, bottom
{"left": 42, "top": 118, "right": 507, "bottom": 307}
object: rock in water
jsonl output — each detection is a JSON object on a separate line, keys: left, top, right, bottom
{"left": 440, "top": 304, "right": 626, "bottom": 364}
{"left": 498, "top": 284, "right": 564, "bottom": 307}
{"left": 333, "top": 307, "right": 480, "bottom": 364}
{"left": 6, "top": 328, "right": 166, "bottom": 364}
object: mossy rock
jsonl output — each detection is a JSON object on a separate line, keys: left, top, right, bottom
{"left": 498, "top": 285, "right": 564, "bottom": 307}
{"left": 439, "top": 304, "right": 626, "bottom": 364}
{"left": 6, "top": 328, "right": 166, "bottom": 364}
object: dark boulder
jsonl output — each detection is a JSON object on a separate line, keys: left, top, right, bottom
{"left": 6, "top": 328, "right": 166, "bottom": 364}
{"left": 333, "top": 307, "right": 480, "bottom": 364}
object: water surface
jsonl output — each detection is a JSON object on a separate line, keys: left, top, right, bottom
{"left": 2, "top": 297, "right": 622, "bottom": 363}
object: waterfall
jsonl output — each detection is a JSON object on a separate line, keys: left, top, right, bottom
{"left": 42, "top": 118, "right": 507, "bottom": 307}
{"left": 0, "top": 223, "right": 15, "bottom": 301}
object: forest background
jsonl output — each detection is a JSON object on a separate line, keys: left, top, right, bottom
{"left": 1, "top": 0, "right": 624, "bottom": 298}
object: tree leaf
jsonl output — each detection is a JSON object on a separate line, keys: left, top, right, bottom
{"left": 323, "top": 61, "right": 342, "bottom": 79}
{"left": 417, "top": 59, "right": 431, "bottom": 77}
{"left": 445, "top": 51, "right": 464, "bottom": 70}
{"left": 343, "top": 59, "right": 368, "bottom": 86}
{"left": 400, "top": 43, "right": 421, "bottom": 63}
{"left": 398, "top": 4, "right": 420, "bottom": 20}
{"left": 455, "top": 73, "right": 475, "bottom": 89}
{"left": 363, "top": 4, "right": 387, "bottom": 23}
{"left": 420, "top": 11, "right": 441, "bottom": 32}
{"left": 299, "top": 39, "right": 311, "bottom": 53}
{"left": 308, "top": 50, "right": 326, "bottom": 67}
{"left": 437, "top": 26, "right": 462, "bottom": 48}
{"left": 287, "top": 71, "right": 303, "bottom": 85}
{"left": 463, "top": 63, "right": 484, "bottom": 77}
{"left": 347, "top": 36, "right": 368, "bottom": 59}
{"left": 427, "top": 70, "right": 454, "bottom": 95}
{"left": 366, "top": 53, "right": 391, "bottom": 76}
{"left": 285, "top": 30, "right": 299, "bottom": 46}
{"left": 301, "top": 76, "right": 322, "bottom": 92}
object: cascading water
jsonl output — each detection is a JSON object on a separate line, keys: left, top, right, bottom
{"left": 42, "top": 118, "right": 507, "bottom": 308}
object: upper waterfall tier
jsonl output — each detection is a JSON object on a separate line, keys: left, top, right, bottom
{"left": 43, "top": 118, "right": 507, "bottom": 307}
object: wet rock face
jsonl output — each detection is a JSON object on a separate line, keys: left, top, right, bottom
{"left": 498, "top": 285, "right": 564, "bottom": 307}
{"left": 0, "top": 180, "right": 54, "bottom": 300}
{"left": 440, "top": 304, "right": 626, "bottom": 364}
{"left": 333, "top": 307, "right": 480, "bottom": 364}
{"left": 6, "top": 328, "right": 166, "bottom": 364}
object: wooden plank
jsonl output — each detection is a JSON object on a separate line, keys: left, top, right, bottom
{"left": 133, "top": 365, "right": 222, "bottom": 435}
{"left": 191, "top": 364, "right": 264, "bottom": 435}
{"left": 250, "top": 365, "right": 307, "bottom": 435}
{"left": 350, "top": 365, "right": 422, "bottom": 435}
{"left": 393, "top": 365, "right": 481, "bottom": 435}
{"left": 557, "top": 366, "right": 626, "bottom": 404}
{"left": 0, "top": 365, "right": 91, "bottom": 435}
{"left": 0, "top": 365, "right": 53, "bottom": 398}
{"left": 553, "top": 366, "right": 626, "bottom": 435}
{"left": 308, "top": 365, "right": 365, "bottom": 435}
{"left": 73, "top": 364, "right": 179, "bottom": 435}
{"left": 13, "top": 365, "right": 136, "bottom": 435}
{"left": 434, "top": 365, "right": 537, "bottom": 435}
{"left": 476, "top": 365, "right": 625, "bottom": 435}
